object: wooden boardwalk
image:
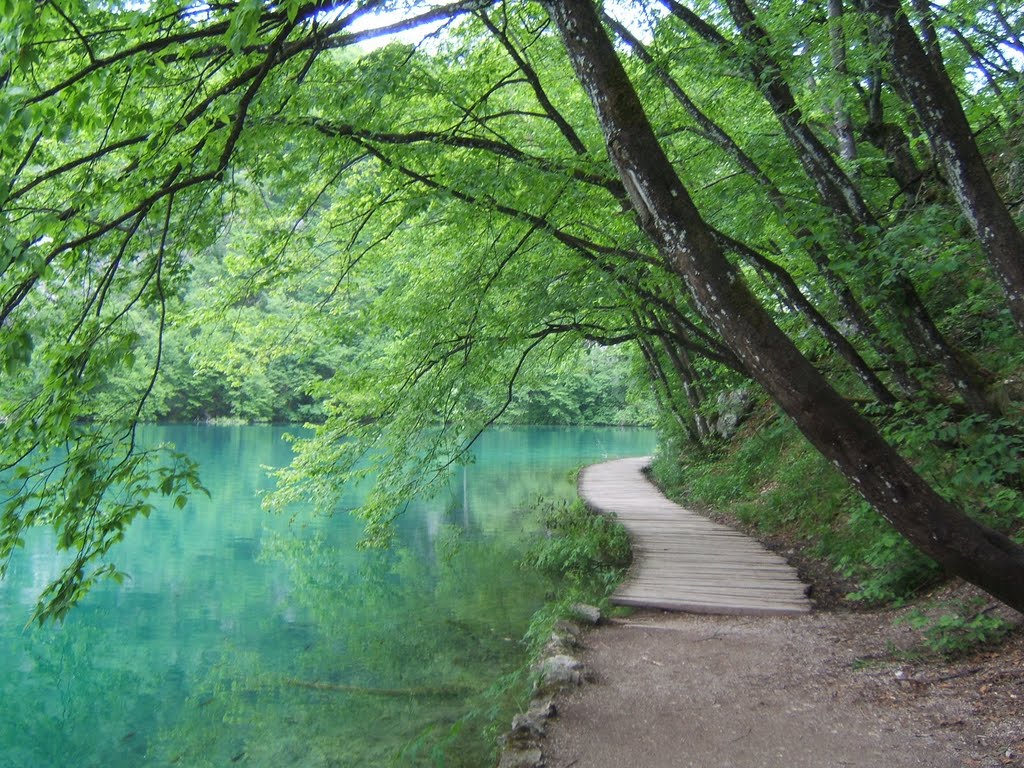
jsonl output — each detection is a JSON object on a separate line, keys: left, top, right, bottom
{"left": 579, "top": 457, "right": 811, "bottom": 616}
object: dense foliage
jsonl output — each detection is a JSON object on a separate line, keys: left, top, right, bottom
{"left": 2, "top": 0, "right": 1024, "bottom": 619}
{"left": 524, "top": 497, "right": 634, "bottom": 600}
{"left": 85, "top": 254, "right": 654, "bottom": 426}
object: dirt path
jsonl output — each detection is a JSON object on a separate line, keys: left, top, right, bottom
{"left": 541, "top": 600, "right": 1024, "bottom": 768}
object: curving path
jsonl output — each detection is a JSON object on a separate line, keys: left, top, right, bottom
{"left": 579, "top": 456, "right": 810, "bottom": 616}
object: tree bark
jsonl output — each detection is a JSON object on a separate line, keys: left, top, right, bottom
{"left": 544, "top": 0, "right": 1024, "bottom": 612}
{"left": 827, "top": 0, "right": 858, "bottom": 162}
{"left": 862, "top": 0, "right": 1024, "bottom": 335}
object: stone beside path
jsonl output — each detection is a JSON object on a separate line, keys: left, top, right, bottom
{"left": 578, "top": 456, "right": 811, "bottom": 616}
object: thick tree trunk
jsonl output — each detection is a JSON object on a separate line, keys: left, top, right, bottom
{"left": 545, "top": 0, "right": 1024, "bottom": 612}
{"left": 862, "top": 0, "right": 1024, "bottom": 335}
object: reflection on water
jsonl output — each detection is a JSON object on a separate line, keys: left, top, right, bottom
{"left": 0, "top": 425, "right": 654, "bottom": 767}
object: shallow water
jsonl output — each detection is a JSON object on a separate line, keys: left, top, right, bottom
{"left": 0, "top": 425, "right": 654, "bottom": 767}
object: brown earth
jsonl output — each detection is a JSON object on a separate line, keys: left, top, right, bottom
{"left": 540, "top": 584, "right": 1024, "bottom": 768}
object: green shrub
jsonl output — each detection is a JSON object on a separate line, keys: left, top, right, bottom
{"left": 881, "top": 404, "right": 1024, "bottom": 535}
{"left": 523, "top": 497, "right": 632, "bottom": 599}
{"left": 900, "top": 597, "right": 1014, "bottom": 658}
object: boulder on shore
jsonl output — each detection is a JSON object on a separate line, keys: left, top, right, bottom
{"left": 535, "top": 654, "right": 588, "bottom": 692}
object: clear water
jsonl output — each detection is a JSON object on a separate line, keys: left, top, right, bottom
{"left": 0, "top": 425, "right": 654, "bottom": 768}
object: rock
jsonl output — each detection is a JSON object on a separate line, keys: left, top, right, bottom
{"left": 496, "top": 746, "right": 543, "bottom": 768}
{"left": 553, "top": 619, "right": 583, "bottom": 644}
{"left": 544, "top": 620, "right": 583, "bottom": 656}
{"left": 497, "top": 698, "right": 556, "bottom": 768}
{"left": 535, "top": 654, "right": 587, "bottom": 692}
{"left": 510, "top": 712, "right": 546, "bottom": 739}
{"left": 569, "top": 603, "right": 602, "bottom": 625}
{"left": 510, "top": 698, "right": 558, "bottom": 739}
{"left": 713, "top": 388, "right": 754, "bottom": 439}
{"left": 528, "top": 698, "right": 557, "bottom": 720}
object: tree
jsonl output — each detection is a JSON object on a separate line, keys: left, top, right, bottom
{"left": 859, "top": 0, "right": 1024, "bottom": 335}
{"left": 546, "top": 0, "right": 1024, "bottom": 609}
{"left": 2, "top": 0, "right": 1023, "bottom": 620}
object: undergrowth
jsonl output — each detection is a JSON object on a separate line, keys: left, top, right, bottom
{"left": 523, "top": 497, "right": 632, "bottom": 602}
{"left": 898, "top": 595, "right": 1014, "bottom": 659}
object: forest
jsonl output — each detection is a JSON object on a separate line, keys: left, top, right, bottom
{"left": 1, "top": 0, "right": 1023, "bottom": 622}
{"left": 54, "top": 250, "right": 654, "bottom": 428}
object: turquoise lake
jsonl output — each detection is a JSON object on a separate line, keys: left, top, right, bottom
{"left": 0, "top": 425, "right": 655, "bottom": 767}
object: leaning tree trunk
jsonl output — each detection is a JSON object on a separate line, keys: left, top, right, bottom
{"left": 862, "top": 0, "right": 1024, "bottom": 335}
{"left": 544, "top": 0, "right": 1024, "bottom": 612}
{"left": 606, "top": 14, "right": 899, "bottom": 405}
{"left": 636, "top": 332, "right": 699, "bottom": 442}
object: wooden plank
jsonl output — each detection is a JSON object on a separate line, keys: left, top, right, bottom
{"left": 618, "top": 580, "right": 806, "bottom": 593}
{"left": 579, "top": 456, "right": 811, "bottom": 616}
